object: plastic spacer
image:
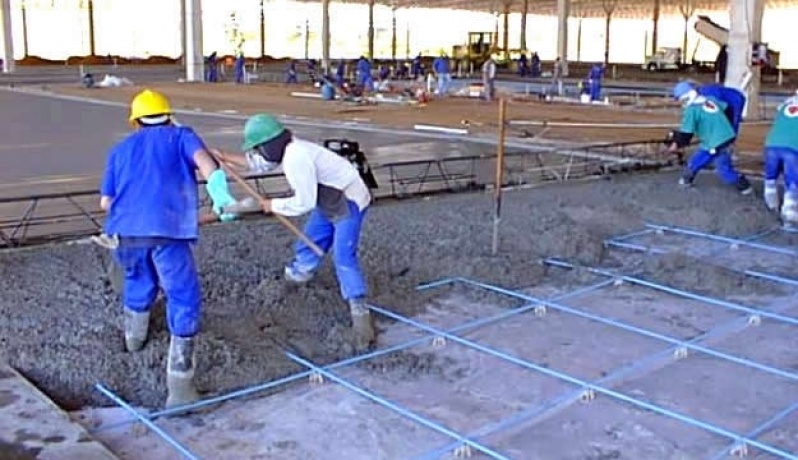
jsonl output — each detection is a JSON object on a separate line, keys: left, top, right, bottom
{"left": 654, "top": 228, "right": 665, "bottom": 236}
{"left": 309, "top": 372, "right": 324, "bottom": 385}
{"left": 673, "top": 347, "right": 689, "bottom": 360}
{"left": 580, "top": 388, "right": 596, "bottom": 402}
{"left": 730, "top": 243, "right": 740, "bottom": 250}
{"left": 533, "top": 305, "right": 548, "bottom": 317}
{"left": 730, "top": 442, "right": 749, "bottom": 457}
{"left": 453, "top": 445, "right": 473, "bottom": 458}
{"left": 747, "top": 315, "right": 762, "bottom": 326}
{"left": 432, "top": 336, "right": 447, "bottom": 347}
{"left": 613, "top": 278, "right": 624, "bottom": 287}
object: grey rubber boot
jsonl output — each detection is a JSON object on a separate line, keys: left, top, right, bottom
{"left": 349, "top": 298, "right": 376, "bottom": 351}
{"left": 124, "top": 309, "right": 150, "bottom": 352}
{"left": 165, "top": 335, "right": 201, "bottom": 409}
{"left": 764, "top": 180, "right": 780, "bottom": 211}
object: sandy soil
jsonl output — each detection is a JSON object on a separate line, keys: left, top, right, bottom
{"left": 0, "top": 170, "right": 781, "bottom": 411}
{"left": 46, "top": 82, "right": 772, "bottom": 153}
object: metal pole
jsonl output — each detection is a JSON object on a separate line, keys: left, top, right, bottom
{"left": 492, "top": 98, "right": 507, "bottom": 255}
{"left": 87, "top": 0, "right": 96, "bottom": 56}
{"left": 259, "top": 0, "right": 265, "bottom": 57}
{"left": 21, "top": 0, "right": 28, "bottom": 57}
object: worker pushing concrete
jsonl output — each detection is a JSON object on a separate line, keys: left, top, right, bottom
{"left": 762, "top": 91, "right": 798, "bottom": 229}
{"left": 666, "top": 82, "right": 752, "bottom": 195}
{"left": 100, "top": 89, "right": 240, "bottom": 408}
{"left": 215, "top": 114, "right": 376, "bottom": 350}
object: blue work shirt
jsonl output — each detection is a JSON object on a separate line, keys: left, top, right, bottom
{"left": 433, "top": 57, "right": 450, "bottom": 74}
{"left": 697, "top": 84, "right": 746, "bottom": 134}
{"left": 588, "top": 65, "right": 604, "bottom": 80}
{"left": 357, "top": 58, "right": 371, "bottom": 74}
{"left": 101, "top": 125, "right": 204, "bottom": 240}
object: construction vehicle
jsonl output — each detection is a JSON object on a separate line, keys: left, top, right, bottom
{"left": 693, "top": 15, "right": 779, "bottom": 72}
{"left": 642, "top": 47, "right": 683, "bottom": 71}
{"left": 452, "top": 32, "right": 494, "bottom": 69}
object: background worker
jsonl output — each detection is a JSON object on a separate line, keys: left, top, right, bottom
{"left": 666, "top": 82, "right": 752, "bottom": 195}
{"left": 762, "top": 91, "right": 798, "bottom": 228}
{"left": 482, "top": 56, "right": 497, "bottom": 101}
{"left": 432, "top": 52, "right": 452, "bottom": 96}
{"left": 587, "top": 63, "right": 604, "bottom": 102}
{"left": 100, "top": 89, "right": 239, "bottom": 409}
{"left": 215, "top": 114, "right": 376, "bottom": 350}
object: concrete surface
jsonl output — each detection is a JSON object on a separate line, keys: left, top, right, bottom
{"left": 0, "top": 363, "right": 117, "bottom": 460}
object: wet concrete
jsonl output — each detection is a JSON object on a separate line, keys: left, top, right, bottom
{"left": 0, "top": 170, "right": 782, "bottom": 413}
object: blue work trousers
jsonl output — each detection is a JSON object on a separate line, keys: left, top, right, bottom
{"left": 293, "top": 200, "right": 368, "bottom": 300}
{"left": 764, "top": 146, "right": 798, "bottom": 190}
{"left": 687, "top": 147, "right": 742, "bottom": 185}
{"left": 113, "top": 241, "right": 202, "bottom": 338}
{"left": 589, "top": 80, "right": 602, "bottom": 101}
{"left": 436, "top": 73, "right": 452, "bottom": 95}
{"left": 357, "top": 72, "right": 374, "bottom": 91}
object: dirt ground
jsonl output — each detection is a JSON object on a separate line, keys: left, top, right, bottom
{"left": 47, "top": 82, "right": 772, "bottom": 153}
{"left": 0, "top": 170, "right": 782, "bottom": 411}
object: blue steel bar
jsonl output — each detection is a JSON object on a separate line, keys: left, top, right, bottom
{"left": 285, "top": 352, "right": 511, "bottom": 460}
{"left": 94, "top": 383, "right": 201, "bottom": 460}
{"left": 544, "top": 259, "right": 798, "bottom": 327}
{"left": 427, "top": 278, "right": 798, "bottom": 383}
{"left": 707, "top": 400, "right": 798, "bottom": 460}
{"left": 608, "top": 228, "right": 656, "bottom": 243}
{"left": 417, "top": 282, "right": 798, "bottom": 460}
{"left": 605, "top": 239, "right": 798, "bottom": 288}
{"left": 366, "top": 304, "right": 798, "bottom": 459}
{"left": 94, "top": 279, "right": 614, "bottom": 433}
{"left": 646, "top": 223, "right": 797, "bottom": 257}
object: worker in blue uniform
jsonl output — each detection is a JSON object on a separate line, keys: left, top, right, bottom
{"left": 335, "top": 60, "right": 346, "bottom": 86}
{"left": 285, "top": 60, "right": 298, "bottom": 84}
{"left": 356, "top": 56, "right": 374, "bottom": 91}
{"left": 234, "top": 53, "right": 246, "bottom": 84}
{"left": 205, "top": 52, "right": 218, "bottom": 82}
{"left": 587, "top": 63, "right": 604, "bottom": 101}
{"left": 432, "top": 53, "right": 451, "bottom": 96}
{"left": 762, "top": 92, "right": 798, "bottom": 228}
{"left": 666, "top": 81, "right": 752, "bottom": 194}
{"left": 100, "top": 89, "right": 239, "bottom": 409}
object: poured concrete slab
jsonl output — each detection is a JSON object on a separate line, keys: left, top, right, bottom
{"left": 0, "top": 363, "right": 118, "bottom": 460}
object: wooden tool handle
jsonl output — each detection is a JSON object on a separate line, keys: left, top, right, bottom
{"left": 208, "top": 150, "right": 325, "bottom": 257}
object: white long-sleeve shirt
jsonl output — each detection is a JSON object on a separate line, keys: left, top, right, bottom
{"left": 271, "top": 138, "right": 372, "bottom": 217}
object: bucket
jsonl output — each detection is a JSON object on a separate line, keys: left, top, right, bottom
{"left": 321, "top": 84, "right": 336, "bottom": 101}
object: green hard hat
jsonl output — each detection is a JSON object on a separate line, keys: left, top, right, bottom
{"left": 242, "top": 113, "right": 285, "bottom": 151}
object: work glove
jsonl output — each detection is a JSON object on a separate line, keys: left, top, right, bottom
{"left": 205, "top": 169, "right": 238, "bottom": 222}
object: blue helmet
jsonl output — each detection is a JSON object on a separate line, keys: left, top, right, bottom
{"left": 672, "top": 81, "right": 696, "bottom": 100}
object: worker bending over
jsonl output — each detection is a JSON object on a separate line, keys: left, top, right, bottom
{"left": 100, "top": 89, "right": 239, "bottom": 409}
{"left": 762, "top": 92, "right": 798, "bottom": 228}
{"left": 216, "top": 114, "right": 376, "bottom": 350}
{"left": 667, "top": 82, "right": 752, "bottom": 195}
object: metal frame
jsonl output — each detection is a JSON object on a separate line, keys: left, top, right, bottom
{"left": 0, "top": 139, "right": 675, "bottom": 249}
{"left": 93, "top": 221, "right": 798, "bottom": 459}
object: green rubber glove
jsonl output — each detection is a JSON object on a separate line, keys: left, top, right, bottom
{"left": 206, "top": 169, "right": 238, "bottom": 222}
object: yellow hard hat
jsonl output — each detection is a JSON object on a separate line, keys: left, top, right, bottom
{"left": 129, "top": 89, "right": 172, "bottom": 125}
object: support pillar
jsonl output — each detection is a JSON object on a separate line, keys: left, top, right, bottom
{"left": 405, "top": 23, "right": 409, "bottom": 58}
{"left": 679, "top": 0, "right": 695, "bottom": 62}
{"left": 184, "top": 0, "right": 204, "bottom": 82}
{"left": 556, "top": 0, "right": 569, "bottom": 73}
{"left": 520, "top": 0, "right": 528, "bottom": 50}
{"left": 0, "top": 0, "right": 14, "bottom": 73}
{"left": 259, "top": 0, "right": 265, "bottom": 57}
{"left": 651, "top": 0, "right": 660, "bottom": 55}
{"left": 21, "top": 0, "right": 28, "bottom": 57}
{"left": 179, "top": 0, "right": 186, "bottom": 63}
{"left": 87, "top": 0, "right": 96, "bottom": 55}
{"left": 502, "top": 4, "right": 510, "bottom": 61}
{"left": 602, "top": 0, "right": 616, "bottom": 65}
{"left": 391, "top": 7, "right": 397, "bottom": 61}
{"left": 728, "top": 0, "right": 764, "bottom": 118}
{"left": 493, "top": 12, "right": 499, "bottom": 49}
{"left": 367, "top": 0, "right": 375, "bottom": 59}
{"left": 321, "top": 0, "right": 330, "bottom": 72}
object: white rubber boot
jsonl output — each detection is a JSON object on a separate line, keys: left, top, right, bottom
{"left": 165, "top": 336, "right": 201, "bottom": 409}
{"left": 781, "top": 192, "right": 798, "bottom": 232}
{"left": 764, "top": 180, "right": 780, "bottom": 211}
{"left": 349, "top": 298, "right": 376, "bottom": 352}
{"left": 124, "top": 309, "right": 150, "bottom": 352}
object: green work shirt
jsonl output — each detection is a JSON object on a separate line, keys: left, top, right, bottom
{"left": 680, "top": 96, "right": 736, "bottom": 151}
{"left": 765, "top": 96, "right": 798, "bottom": 149}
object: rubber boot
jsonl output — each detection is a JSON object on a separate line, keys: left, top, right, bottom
{"left": 349, "top": 298, "right": 376, "bottom": 352}
{"left": 678, "top": 170, "right": 695, "bottom": 188}
{"left": 124, "top": 309, "right": 150, "bottom": 352}
{"left": 165, "top": 336, "right": 201, "bottom": 409}
{"left": 736, "top": 175, "right": 753, "bottom": 195}
{"left": 782, "top": 193, "right": 798, "bottom": 232}
{"left": 764, "top": 180, "right": 780, "bottom": 211}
